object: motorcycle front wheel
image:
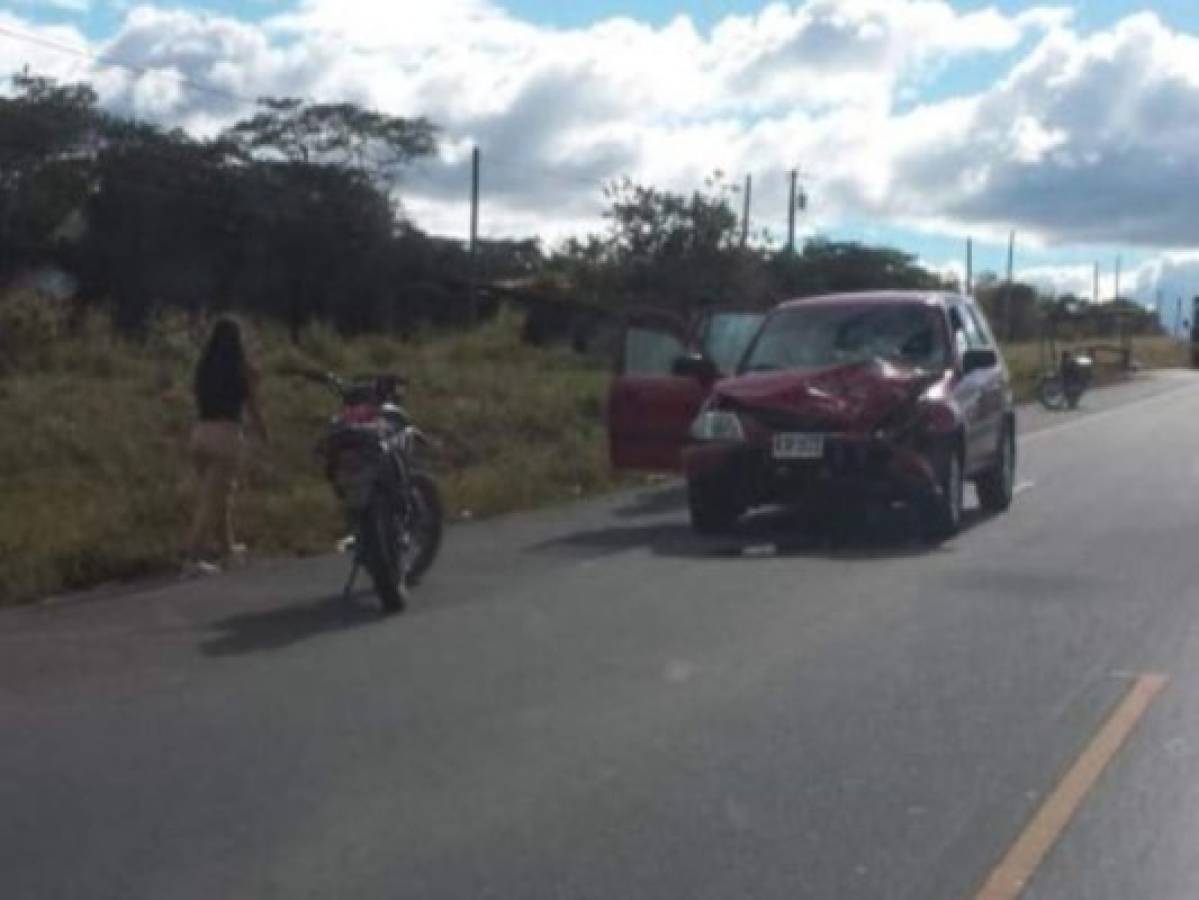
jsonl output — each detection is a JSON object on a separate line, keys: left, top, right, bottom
{"left": 1037, "top": 374, "right": 1067, "bottom": 411}
{"left": 406, "top": 471, "right": 444, "bottom": 585}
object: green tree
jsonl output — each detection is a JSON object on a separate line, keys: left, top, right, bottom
{"left": 554, "top": 173, "right": 769, "bottom": 312}
{"left": 223, "top": 98, "right": 437, "bottom": 197}
{"left": 0, "top": 73, "right": 102, "bottom": 273}
{"left": 770, "top": 239, "right": 949, "bottom": 299}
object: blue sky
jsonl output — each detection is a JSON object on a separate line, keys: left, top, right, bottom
{"left": 42, "top": 1, "right": 1199, "bottom": 38}
{"left": 6, "top": 0, "right": 1199, "bottom": 310}
{"left": 501, "top": 0, "right": 1199, "bottom": 33}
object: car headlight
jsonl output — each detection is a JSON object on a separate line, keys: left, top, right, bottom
{"left": 690, "top": 410, "right": 746, "bottom": 442}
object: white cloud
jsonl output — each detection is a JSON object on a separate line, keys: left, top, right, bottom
{"left": 0, "top": 14, "right": 94, "bottom": 85}
{"left": 885, "top": 12, "right": 1199, "bottom": 247}
{"left": 1132, "top": 253, "right": 1199, "bottom": 332}
{"left": 2, "top": 0, "right": 1199, "bottom": 291}
{"left": 1014, "top": 263, "right": 1111, "bottom": 301}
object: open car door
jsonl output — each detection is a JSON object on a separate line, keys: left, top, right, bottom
{"left": 607, "top": 309, "right": 765, "bottom": 472}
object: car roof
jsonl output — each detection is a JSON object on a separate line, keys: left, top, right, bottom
{"left": 776, "top": 290, "right": 957, "bottom": 310}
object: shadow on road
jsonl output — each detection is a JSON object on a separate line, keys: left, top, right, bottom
{"left": 612, "top": 484, "right": 687, "bottom": 518}
{"left": 536, "top": 503, "right": 994, "bottom": 563}
{"left": 198, "top": 593, "right": 382, "bottom": 657}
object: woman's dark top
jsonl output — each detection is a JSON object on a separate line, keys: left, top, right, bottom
{"left": 195, "top": 361, "right": 248, "bottom": 422}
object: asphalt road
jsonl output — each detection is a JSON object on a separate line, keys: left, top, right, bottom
{"left": 6, "top": 372, "right": 1199, "bottom": 899}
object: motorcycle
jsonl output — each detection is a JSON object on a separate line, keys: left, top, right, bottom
{"left": 1037, "top": 349, "right": 1093, "bottom": 411}
{"left": 288, "top": 368, "right": 444, "bottom": 612}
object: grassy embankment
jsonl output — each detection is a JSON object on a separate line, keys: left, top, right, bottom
{"left": 0, "top": 299, "right": 621, "bottom": 604}
{"left": 1002, "top": 335, "right": 1188, "bottom": 400}
{"left": 0, "top": 287, "right": 1189, "bottom": 605}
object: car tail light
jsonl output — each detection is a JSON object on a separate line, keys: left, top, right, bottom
{"left": 342, "top": 404, "right": 379, "bottom": 425}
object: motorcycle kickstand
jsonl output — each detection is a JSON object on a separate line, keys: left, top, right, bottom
{"left": 342, "top": 559, "right": 360, "bottom": 601}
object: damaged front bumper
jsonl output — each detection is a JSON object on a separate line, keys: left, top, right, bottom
{"left": 683, "top": 434, "right": 942, "bottom": 509}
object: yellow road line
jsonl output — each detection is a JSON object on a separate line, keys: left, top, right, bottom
{"left": 973, "top": 672, "right": 1168, "bottom": 900}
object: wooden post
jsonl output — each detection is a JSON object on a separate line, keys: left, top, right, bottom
{"left": 1115, "top": 255, "right": 1126, "bottom": 366}
{"left": 1004, "top": 230, "right": 1015, "bottom": 341}
{"left": 468, "top": 146, "right": 480, "bottom": 324}
{"left": 965, "top": 237, "right": 973, "bottom": 295}
{"left": 787, "top": 169, "right": 797, "bottom": 254}
{"left": 740, "top": 174, "right": 752, "bottom": 248}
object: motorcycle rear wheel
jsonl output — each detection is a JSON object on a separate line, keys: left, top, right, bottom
{"left": 360, "top": 497, "right": 406, "bottom": 613}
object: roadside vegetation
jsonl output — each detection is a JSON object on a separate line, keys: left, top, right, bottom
{"left": 0, "top": 283, "right": 1187, "bottom": 605}
{"left": 0, "top": 71, "right": 1184, "bottom": 605}
{"left": 1003, "top": 335, "right": 1188, "bottom": 401}
{"left": 0, "top": 298, "right": 620, "bottom": 604}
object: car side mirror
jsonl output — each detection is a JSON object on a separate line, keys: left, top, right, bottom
{"left": 962, "top": 348, "right": 998, "bottom": 374}
{"left": 672, "top": 353, "right": 720, "bottom": 383}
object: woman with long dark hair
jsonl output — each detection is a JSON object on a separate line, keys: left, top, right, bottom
{"left": 183, "top": 316, "right": 269, "bottom": 575}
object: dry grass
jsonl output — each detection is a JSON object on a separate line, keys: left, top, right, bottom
{"left": 0, "top": 289, "right": 1190, "bottom": 606}
{"left": 1001, "top": 335, "right": 1189, "bottom": 402}
{"left": 0, "top": 303, "right": 623, "bottom": 605}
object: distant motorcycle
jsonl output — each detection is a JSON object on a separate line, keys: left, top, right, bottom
{"left": 1037, "top": 350, "right": 1093, "bottom": 411}
{"left": 288, "top": 368, "right": 443, "bottom": 612}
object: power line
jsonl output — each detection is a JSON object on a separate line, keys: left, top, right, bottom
{"left": 0, "top": 26, "right": 616, "bottom": 210}
{"left": 460, "top": 153, "right": 611, "bottom": 193}
{"left": 0, "top": 24, "right": 762, "bottom": 205}
{"left": 1, "top": 25, "right": 822, "bottom": 247}
{"left": 1, "top": 22, "right": 828, "bottom": 207}
{"left": 0, "top": 22, "right": 262, "bottom": 109}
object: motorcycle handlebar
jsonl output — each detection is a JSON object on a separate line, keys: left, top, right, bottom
{"left": 279, "top": 366, "right": 408, "bottom": 399}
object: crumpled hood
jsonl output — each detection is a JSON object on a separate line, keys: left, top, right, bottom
{"left": 714, "top": 359, "right": 942, "bottom": 433}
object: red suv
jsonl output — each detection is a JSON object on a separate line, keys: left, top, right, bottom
{"left": 608, "top": 292, "right": 1016, "bottom": 540}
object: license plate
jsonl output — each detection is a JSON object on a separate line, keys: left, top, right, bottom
{"left": 772, "top": 433, "right": 825, "bottom": 460}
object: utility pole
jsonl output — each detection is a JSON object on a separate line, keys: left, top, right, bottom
{"left": 965, "top": 237, "right": 973, "bottom": 295}
{"left": 787, "top": 169, "right": 797, "bottom": 254}
{"left": 1004, "top": 230, "right": 1016, "bottom": 341}
{"left": 468, "top": 146, "right": 480, "bottom": 324}
{"left": 1177, "top": 296, "right": 1184, "bottom": 336}
{"left": 1093, "top": 262, "right": 1100, "bottom": 303}
{"left": 1115, "top": 255, "right": 1126, "bottom": 364}
{"left": 740, "top": 174, "right": 753, "bottom": 248}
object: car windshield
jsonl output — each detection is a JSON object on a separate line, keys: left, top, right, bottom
{"left": 741, "top": 302, "right": 948, "bottom": 373}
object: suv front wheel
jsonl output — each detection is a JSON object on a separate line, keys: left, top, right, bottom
{"left": 687, "top": 478, "right": 741, "bottom": 535}
{"left": 921, "top": 442, "right": 964, "bottom": 542}
{"left": 976, "top": 422, "right": 1015, "bottom": 512}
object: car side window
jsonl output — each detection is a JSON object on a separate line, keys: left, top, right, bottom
{"left": 952, "top": 304, "right": 988, "bottom": 351}
{"left": 622, "top": 326, "right": 686, "bottom": 376}
{"left": 948, "top": 307, "right": 971, "bottom": 357}
{"left": 700, "top": 313, "right": 766, "bottom": 375}
{"left": 965, "top": 303, "right": 995, "bottom": 348}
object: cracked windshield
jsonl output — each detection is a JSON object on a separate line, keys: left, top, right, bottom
{"left": 4, "top": 2, "right": 1199, "bottom": 898}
